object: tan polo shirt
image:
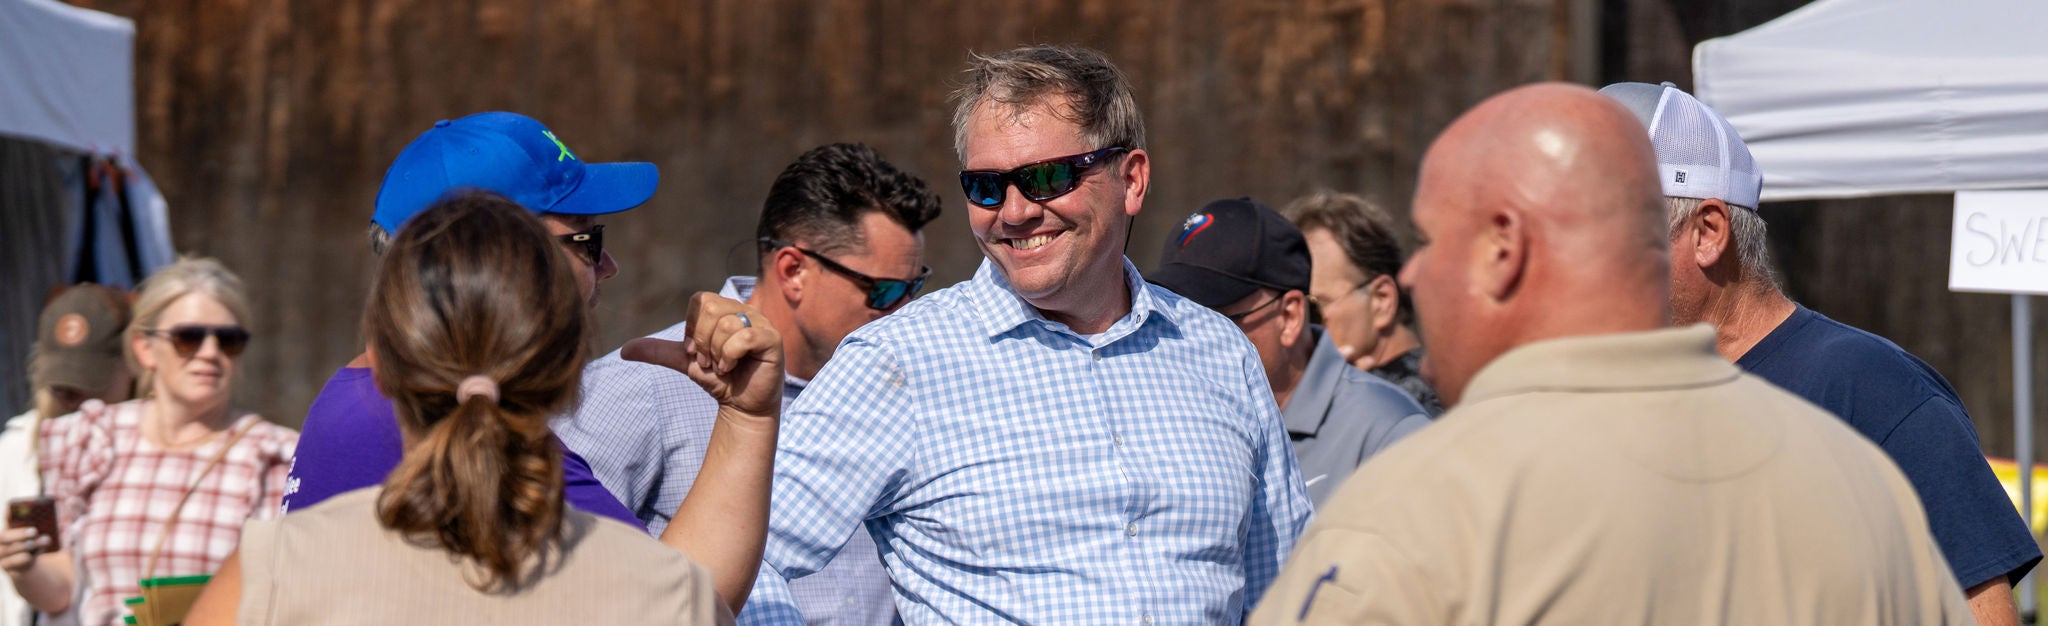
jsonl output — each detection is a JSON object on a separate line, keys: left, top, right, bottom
{"left": 1250, "top": 326, "right": 1971, "bottom": 625}
{"left": 235, "top": 488, "right": 731, "bottom": 625}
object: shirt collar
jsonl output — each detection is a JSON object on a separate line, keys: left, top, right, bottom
{"left": 1371, "top": 349, "right": 1425, "bottom": 380}
{"left": 719, "top": 275, "right": 758, "bottom": 301}
{"left": 730, "top": 275, "right": 816, "bottom": 397}
{"left": 1281, "top": 326, "right": 1344, "bottom": 436}
{"left": 965, "top": 257, "right": 1176, "bottom": 344}
{"left": 1458, "top": 325, "right": 1739, "bottom": 405}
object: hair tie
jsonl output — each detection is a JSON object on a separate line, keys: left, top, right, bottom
{"left": 456, "top": 375, "right": 500, "bottom": 404}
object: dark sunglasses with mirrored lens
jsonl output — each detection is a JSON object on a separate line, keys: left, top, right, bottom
{"left": 759, "top": 238, "right": 931, "bottom": 310}
{"left": 558, "top": 224, "right": 604, "bottom": 266}
{"left": 959, "top": 146, "right": 1129, "bottom": 209}
{"left": 145, "top": 325, "right": 251, "bottom": 358}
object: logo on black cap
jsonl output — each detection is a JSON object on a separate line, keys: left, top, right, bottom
{"left": 1177, "top": 213, "right": 1213, "bottom": 247}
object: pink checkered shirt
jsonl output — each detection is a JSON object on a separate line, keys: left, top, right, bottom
{"left": 38, "top": 400, "right": 297, "bottom": 626}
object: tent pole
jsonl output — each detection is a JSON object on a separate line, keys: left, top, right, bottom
{"left": 2017, "top": 293, "right": 2035, "bottom": 617}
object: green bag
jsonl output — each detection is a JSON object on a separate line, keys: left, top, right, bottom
{"left": 128, "top": 574, "right": 213, "bottom": 626}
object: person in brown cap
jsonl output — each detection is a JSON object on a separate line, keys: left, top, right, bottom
{"left": 27, "top": 285, "right": 136, "bottom": 420}
{"left": 1, "top": 284, "right": 133, "bottom": 626}
{"left": 1250, "top": 83, "right": 1969, "bottom": 624}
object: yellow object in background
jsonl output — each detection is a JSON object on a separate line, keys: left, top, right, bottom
{"left": 1987, "top": 457, "right": 2048, "bottom": 536}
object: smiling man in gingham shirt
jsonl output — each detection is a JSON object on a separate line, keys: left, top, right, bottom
{"left": 740, "top": 45, "right": 1312, "bottom": 625}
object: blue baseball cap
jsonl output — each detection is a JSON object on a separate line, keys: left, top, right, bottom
{"left": 371, "top": 112, "right": 658, "bottom": 232}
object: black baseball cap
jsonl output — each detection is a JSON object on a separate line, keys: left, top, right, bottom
{"left": 1148, "top": 197, "right": 1312, "bottom": 310}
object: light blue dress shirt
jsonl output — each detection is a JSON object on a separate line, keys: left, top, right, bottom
{"left": 557, "top": 276, "right": 896, "bottom": 626}
{"left": 741, "top": 259, "right": 1313, "bottom": 625}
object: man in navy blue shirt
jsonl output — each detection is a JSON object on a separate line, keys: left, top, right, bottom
{"left": 1603, "top": 81, "right": 2041, "bottom": 625}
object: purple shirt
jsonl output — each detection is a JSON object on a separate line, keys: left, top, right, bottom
{"left": 280, "top": 366, "right": 641, "bottom": 527}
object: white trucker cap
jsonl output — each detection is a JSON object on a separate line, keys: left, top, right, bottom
{"left": 1599, "top": 81, "right": 1763, "bottom": 209}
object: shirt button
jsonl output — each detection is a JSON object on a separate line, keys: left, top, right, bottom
{"left": 1113, "top": 434, "right": 1124, "bottom": 446}
{"left": 1141, "top": 615, "right": 1153, "bottom": 626}
{"left": 1126, "top": 522, "right": 1138, "bottom": 537}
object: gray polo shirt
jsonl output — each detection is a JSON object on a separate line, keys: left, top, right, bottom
{"left": 1284, "top": 326, "right": 1432, "bottom": 504}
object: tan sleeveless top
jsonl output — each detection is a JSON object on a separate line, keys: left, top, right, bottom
{"left": 234, "top": 489, "right": 730, "bottom": 625}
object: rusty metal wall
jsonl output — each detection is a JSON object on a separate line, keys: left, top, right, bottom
{"left": 60, "top": 0, "right": 1576, "bottom": 428}
{"left": 58, "top": 0, "right": 2036, "bottom": 462}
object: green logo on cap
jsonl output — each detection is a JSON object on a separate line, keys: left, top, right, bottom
{"left": 542, "top": 130, "right": 577, "bottom": 162}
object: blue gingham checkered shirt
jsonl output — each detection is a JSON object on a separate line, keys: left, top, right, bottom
{"left": 742, "top": 259, "right": 1313, "bottom": 625}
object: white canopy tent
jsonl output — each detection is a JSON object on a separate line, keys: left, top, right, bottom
{"left": 1693, "top": 0, "right": 2048, "bottom": 202}
{"left": 1694, "top": 0, "right": 2048, "bottom": 611}
{"left": 0, "top": 0, "right": 135, "bottom": 154}
{"left": 0, "top": 0, "right": 173, "bottom": 419}
{"left": 0, "top": 0, "right": 173, "bottom": 277}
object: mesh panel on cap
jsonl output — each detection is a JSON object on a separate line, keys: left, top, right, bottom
{"left": 1721, "top": 115, "right": 1758, "bottom": 179}
{"left": 1643, "top": 85, "right": 1764, "bottom": 207}
{"left": 1651, "top": 90, "right": 1726, "bottom": 169}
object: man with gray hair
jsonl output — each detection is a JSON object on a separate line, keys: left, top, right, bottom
{"left": 1602, "top": 81, "right": 2039, "bottom": 626}
{"left": 741, "top": 45, "right": 1311, "bottom": 624}
{"left": 1282, "top": 191, "right": 1442, "bottom": 414}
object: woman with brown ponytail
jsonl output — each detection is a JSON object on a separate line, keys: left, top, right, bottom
{"left": 185, "top": 191, "right": 786, "bottom": 625}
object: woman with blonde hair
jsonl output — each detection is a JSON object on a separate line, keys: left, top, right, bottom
{"left": 187, "top": 191, "right": 782, "bottom": 624}
{"left": 1, "top": 259, "right": 296, "bottom": 626}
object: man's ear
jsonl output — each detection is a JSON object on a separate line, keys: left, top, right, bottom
{"left": 1690, "top": 198, "right": 1734, "bottom": 270}
{"left": 1119, "top": 149, "right": 1150, "bottom": 218}
{"left": 772, "top": 248, "right": 806, "bottom": 305}
{"left": 1479, "top": 209, "right": 1526, "bottom": 301}
{"left": 1364, "top": 273, "right": 1401, "bottom": 334}
{"left": 1279, "top": 290, "right": 1309, "bottom": 349}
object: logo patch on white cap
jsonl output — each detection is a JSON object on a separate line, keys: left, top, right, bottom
{"left": 1674, "top": 170, "right": 1688, "bottom": 184}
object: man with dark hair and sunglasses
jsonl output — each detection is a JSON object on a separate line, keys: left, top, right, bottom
{"left": 281, "top": 112, "right": 648, "bottom": 526}
{"left": 1150, "top": 197, "right": 1430, "bottom": 505}
{"left": 740, "top": 45, "right": 1311, "bottom": 625}
{"left": 557, "top": 141, "right": 939, "bottom": 626}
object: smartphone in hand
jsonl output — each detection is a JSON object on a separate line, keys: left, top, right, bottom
{"left": 6, "top": 497, "right": 58, "bottom": 554}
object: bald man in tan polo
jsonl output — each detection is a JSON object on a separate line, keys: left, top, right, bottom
{"left": 1249, "top": 83, "right": 1971, "bottom": 625}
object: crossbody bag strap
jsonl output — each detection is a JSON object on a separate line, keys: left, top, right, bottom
{"left": 140, "top": 417, "right": 257, "bottom": 582}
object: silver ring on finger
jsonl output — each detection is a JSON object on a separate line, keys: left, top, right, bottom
{"left": 735, "top": 312, "right": 752, "bottom": 329}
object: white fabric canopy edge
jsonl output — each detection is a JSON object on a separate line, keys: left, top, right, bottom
{"left": 0, "top": 0, "right": 137, "bottom": 157}
{"left": 1691, "top": 0, "right": 2048, "bottom": 203}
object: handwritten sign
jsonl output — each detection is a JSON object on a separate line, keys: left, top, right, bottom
{"left": 1951, "top": 190, "right": 2048, "bottom": 295}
